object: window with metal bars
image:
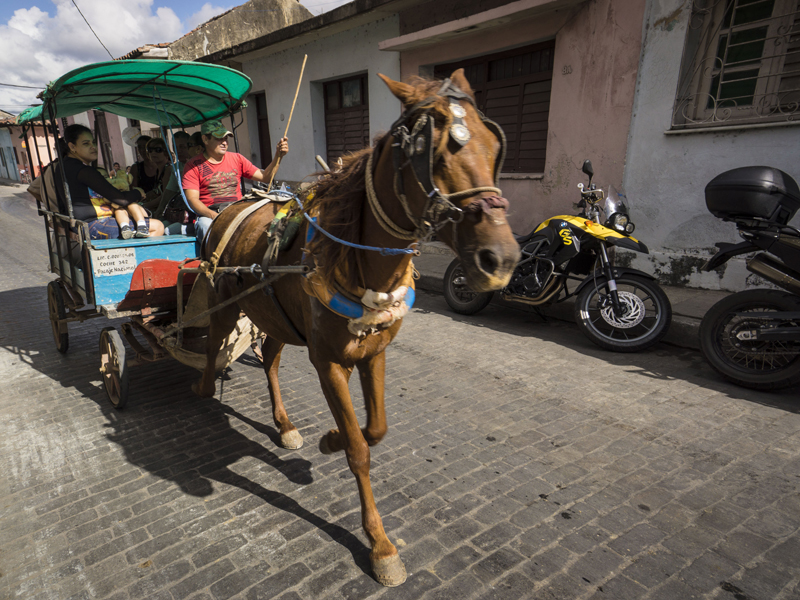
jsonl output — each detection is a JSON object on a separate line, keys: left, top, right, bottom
{"left": 673, "top": 0, "right": 800, "bottom": 128}
{"left": 434, "top": 40, "right": 555, "bottom": 174}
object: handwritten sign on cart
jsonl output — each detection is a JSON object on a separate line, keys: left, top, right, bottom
{"left": 91, "top": 247, "right": 137, "bottom": 277}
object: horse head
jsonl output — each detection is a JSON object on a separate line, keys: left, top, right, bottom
{"left": 377, "top": 69, "right": 520, "bottom": 292}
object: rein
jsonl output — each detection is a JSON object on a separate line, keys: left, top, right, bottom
{"left": 364, "top": 78, "right": 509, "bottom": 242}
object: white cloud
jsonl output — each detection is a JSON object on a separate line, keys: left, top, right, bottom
{"left": 0, "top": 0, "right": 184, "bottom": 114}
{"left": 0, "top": 0, "right": 354, "bottom": 115}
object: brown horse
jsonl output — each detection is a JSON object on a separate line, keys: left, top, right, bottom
{"left": 193, "top": 70, "right": 520, "bottom": 586}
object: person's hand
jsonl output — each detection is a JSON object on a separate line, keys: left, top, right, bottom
{"left": 275, "top": 137, "right": 288, "bottom": 159}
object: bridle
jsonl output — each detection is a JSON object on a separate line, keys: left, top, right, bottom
{"left": 365, "top": 78, "right": 509, "bottom": 242}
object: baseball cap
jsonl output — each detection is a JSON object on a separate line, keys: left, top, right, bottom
{"left": 201, "top": 120, "right": 232, "bottom": 139}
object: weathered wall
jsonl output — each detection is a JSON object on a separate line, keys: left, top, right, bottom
{"left": 623, "top": 0, "right": 800, "bottom": 290}
{"left": 238, "top": 15, "right": 402, "bottom": 181}
{"left": 3, "top": 124, "right": 57, "bottom": 179}
{"left": 0, "top": 129, "right": 18, "bottom": 181}
{"left": 169, "top": 0, "right": 313, "bottom": 61}
{"left": 397, "top": 0, "right": 646, "bottom": 236}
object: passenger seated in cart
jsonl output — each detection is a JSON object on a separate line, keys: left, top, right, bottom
{"left": 182, "top": 120, "right": 288, "bottom": 250}
{"left": 139, "top": 137, "right": 172, "bottom": 212}
{"left": 54, "top": 124, "right": 164, "bottom": 240}
{"left": 90, "top": 166, "right": 152, "bottom": 239}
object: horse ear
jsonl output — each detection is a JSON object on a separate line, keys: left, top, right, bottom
{"left": 378, "top": 73, "right": 415, "bottom": 106}
{"left": 450, "top": 68, "right": 475, "bottom": 99}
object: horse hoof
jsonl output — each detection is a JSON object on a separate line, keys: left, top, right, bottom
{"left": 280, "top": 429, "right": 303, "bottom": 450}
{"left": 371, "top": 554, "right": 407, "bottom": 587}
{"left": 318, "top": 433, "right": 333, "bottom": 455}
{"left": 191, "top": 382, "right": 214, "bottom": 398}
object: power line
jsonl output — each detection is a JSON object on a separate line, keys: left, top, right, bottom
{"left": 71, "top": 0, "right": 114, "bottom": 60}
{"left": 0, "top": 83, "right": 41, "bottom": 89}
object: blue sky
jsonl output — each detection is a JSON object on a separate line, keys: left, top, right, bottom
{"left": 0, "top": 0, "right": 350, "bottom": 114}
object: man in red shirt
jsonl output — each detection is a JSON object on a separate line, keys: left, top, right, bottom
{"left": 182, "top": 120, "right": 288, "bottom": 247}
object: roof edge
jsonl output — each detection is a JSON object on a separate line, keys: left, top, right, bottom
{"left": 199, "top": 0, "right": 418, "bottom": 63}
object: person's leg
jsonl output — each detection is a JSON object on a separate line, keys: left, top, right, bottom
{"left": 126, "top": 204, "right": 151, "bottom": 237}
{"left": 113, "top": 206, "right": 134, "bottom": 239}
{"left": 88, "top": 217, "right": 124, "bottom": 240}
{"left": 148, "top": 218, "right": 165, "bottom": 237}
{"left": 194, "top": 216, "right": 213, "bottom": 256}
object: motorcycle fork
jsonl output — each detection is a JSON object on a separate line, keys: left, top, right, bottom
{"left": 598, "top": 244, "right": 624, "bottom": 316}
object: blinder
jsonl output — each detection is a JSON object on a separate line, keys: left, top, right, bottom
{"left": 385, "top": 78, "right": 508, "bottom": 239}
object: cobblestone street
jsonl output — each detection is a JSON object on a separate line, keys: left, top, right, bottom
{"left": 1, "top": 183, "right": 799, "bottom": 600}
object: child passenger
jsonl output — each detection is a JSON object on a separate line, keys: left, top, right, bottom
{"left": 93, "top": 167, "right": 150, "bottom": 238}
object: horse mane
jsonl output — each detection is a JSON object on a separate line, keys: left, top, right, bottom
{"left": 304, "top": 76, "right": 459, "bottom": 292}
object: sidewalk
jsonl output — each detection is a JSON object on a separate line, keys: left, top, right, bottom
{"left": 414, "top": 242, "right": 731, "bottom": 350}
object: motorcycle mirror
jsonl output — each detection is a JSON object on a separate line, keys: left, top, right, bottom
{"left": 582, "top": 160, "right": 594, "bottom": 178}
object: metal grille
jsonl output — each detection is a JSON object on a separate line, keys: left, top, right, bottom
{"left": 672, "top": 0, "right": 800, "bottom": 128}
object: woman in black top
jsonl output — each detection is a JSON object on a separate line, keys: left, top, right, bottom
{"left": 55, "top": 124, "right": 164, "bottom": 239}
{"left": 130, "top": 135, "right": 163, "bottom": 192}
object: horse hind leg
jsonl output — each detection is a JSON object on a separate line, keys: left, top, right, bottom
{"left": 192, "top": 293, "right": 241, "bottom": 398}
{"left": 261, "top": 336, "right": 303, "bottom": 449}
{"left": 314, "top": 358, "right": 406, "bottom": 587}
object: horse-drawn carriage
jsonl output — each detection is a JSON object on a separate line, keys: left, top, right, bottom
{"left": 20, "top": 59, "right": 521, "bottom": 587}
{"left": 18, "top": 60, "right": 306, "bottom": 408}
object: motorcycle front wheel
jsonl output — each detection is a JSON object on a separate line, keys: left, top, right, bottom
{"left": 575, "top": 274, "right": 672, "bottom": 352}
{"left": 443, "top": 259, "right": 494, "bottom": 315}
{"left": 699, "top": 289, "right": 800, "bottom": 390}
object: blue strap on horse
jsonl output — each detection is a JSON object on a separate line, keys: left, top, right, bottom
{"left": 295, "top": 193, "right": 417, "bottom": 256}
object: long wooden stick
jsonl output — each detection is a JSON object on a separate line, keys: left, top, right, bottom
{"left": 267, "top": 54, "right": 307, "bottom": 190}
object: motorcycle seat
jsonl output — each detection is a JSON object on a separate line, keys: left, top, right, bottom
{"left": 514, "top": 231, "right": 538, "bottom": 244}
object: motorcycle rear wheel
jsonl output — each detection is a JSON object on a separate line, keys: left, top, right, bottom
{"left": 699, "top": 289, "right": 800, "bottom": 390}
{"left": 443, "top": 259, "right": 494, "bottom": 315}
{"left": 575, "top": 274, "right": 672, "bottom": 352}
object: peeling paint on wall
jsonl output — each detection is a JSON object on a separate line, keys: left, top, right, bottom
{"left": 650, "top": 255, "right": 711, "bottom": 286}
{"left": 652, "top": 1, "right": 687, "bottom": 31}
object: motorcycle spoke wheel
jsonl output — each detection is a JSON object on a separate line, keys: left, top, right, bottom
{"left": 700, "top": 289, "right": 800, "bottom": 390}
{"left": 576, "top": 275, "right": 672, "bottom": 352}
{"left": 443, "top": 260, "right": 493, "bottom": 315}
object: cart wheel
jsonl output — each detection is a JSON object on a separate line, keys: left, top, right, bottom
{"left": 47, "top": 281, "right": 69, "bottom": 353}
{"left": 99, "top": 327, "right": 129, "bottom": 409}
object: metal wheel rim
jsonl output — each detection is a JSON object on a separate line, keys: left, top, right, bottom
{"left": 717, "top": 309, "right": 800, "bottom": 373}
{"left": 583, "top": 280, "right": 663, "bottom": 343}
{"left": 450, "top": 266, "right": 481, "bottom": 302}
{"left": 599, "top": 291, "right": 646, "bottom": 329}
{"left": 47, "top": 284, "right": 61, "bottom": 343}
{"left": 100, "top": 332, "right": 124, "bottom": 405}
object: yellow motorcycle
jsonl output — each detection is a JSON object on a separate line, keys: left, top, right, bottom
{"left": 444, "top": 160, "right": 672, "bottom": 352}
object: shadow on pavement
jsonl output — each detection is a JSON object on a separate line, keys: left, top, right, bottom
{"left": 0, "top": 284, "right": 373, "bottom": 576}
{"left": 413, "top": 289, "right": 800, "bottom": 412}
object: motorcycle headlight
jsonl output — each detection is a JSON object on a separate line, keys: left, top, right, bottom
{"left": 607, "top": 213, "right": 629, "bottom": 233}
{"left": 625, "top": 222, "right": 635, "bottom": 234}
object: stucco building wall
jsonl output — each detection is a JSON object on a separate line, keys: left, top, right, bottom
{"left": 0, "top": 129, "right": 19, "bottom": 181}
{"left": 622, "top": 0, "right": 800, "bottom": 290}
{"left": 393, "top": 0, "right": 646, "bottom": 235}
{"left": 169, "top": 0, "right": 313, "bottom": 61}
{"left": 235, "top": 15, "right": 402, "bottom": 182}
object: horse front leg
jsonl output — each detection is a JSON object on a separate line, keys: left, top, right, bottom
{"left": 261, "top": 336, "right": 303, "bottom": 449}
{"left": 319, "top": 351, "right": 387, "bottom": 452}
{"left": 314, "top": 359, "right": 407, "bottom": 587}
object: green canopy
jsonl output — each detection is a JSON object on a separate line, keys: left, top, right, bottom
{"left": 16, "top": 60, "right": 252, "bottom": 127}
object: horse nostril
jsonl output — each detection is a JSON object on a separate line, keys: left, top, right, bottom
{"left": 477, "top": 249, "right": 500, "bottom": 275}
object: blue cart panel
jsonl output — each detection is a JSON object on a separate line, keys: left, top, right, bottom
{"left": 89, "top": 235, "right": 197, "bottom": 307}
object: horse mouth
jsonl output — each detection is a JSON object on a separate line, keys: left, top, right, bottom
{"left": 461, "top": 247, "right": 518, "bottom": 291}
